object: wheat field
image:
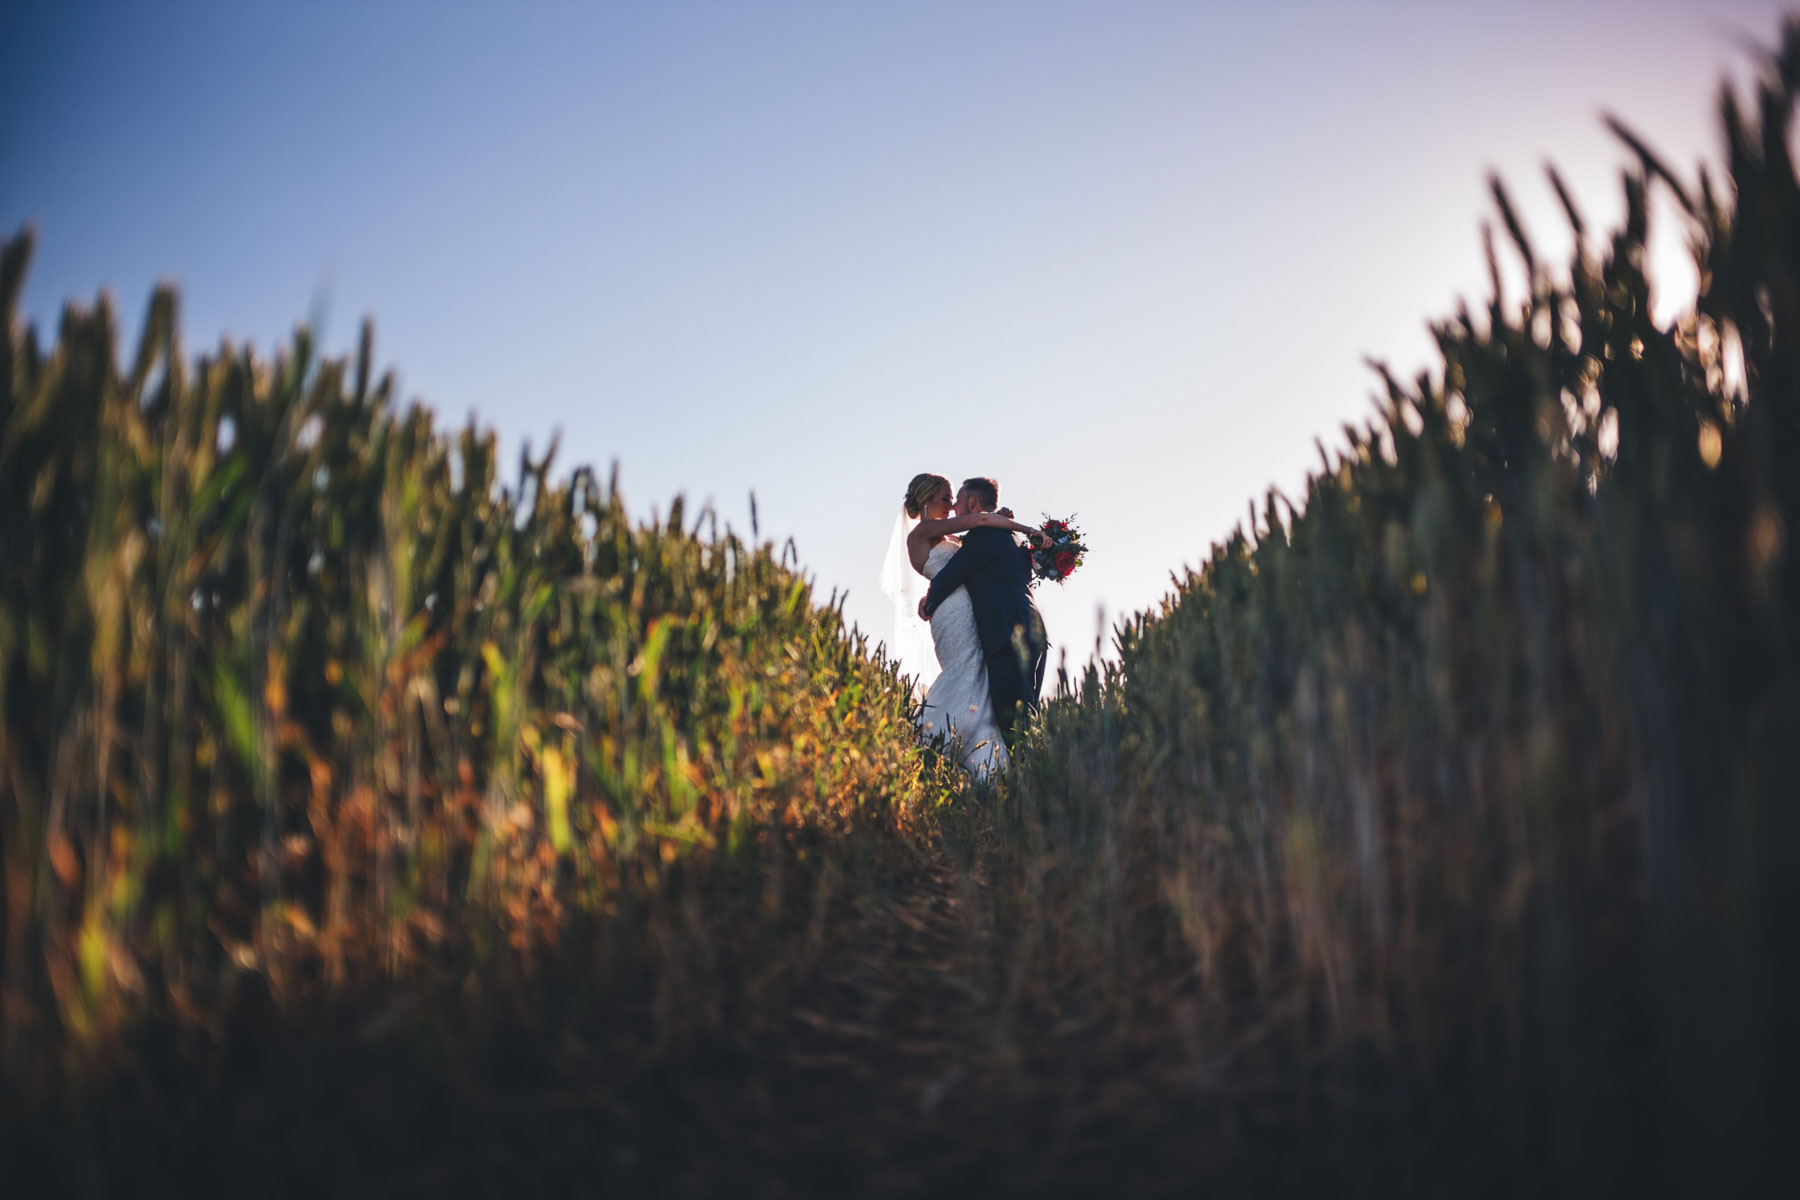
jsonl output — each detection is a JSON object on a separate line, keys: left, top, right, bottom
{"left": 4, "top": 21, "right": 1797, "bottom": 1199}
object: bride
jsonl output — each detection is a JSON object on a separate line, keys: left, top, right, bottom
{"left": 880, "top": 472, "right": 1045, "bottom": 778}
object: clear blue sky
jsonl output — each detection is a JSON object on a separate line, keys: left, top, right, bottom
{"left": 2, "top": 0, "right": 1786, "bottom": 679}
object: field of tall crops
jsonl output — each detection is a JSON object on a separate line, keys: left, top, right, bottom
{"left": 967, "top": 25, "right": 1799, "bottom": 1194}
{"left": 0, "top": 220, "right": 965, "bottom": 1191}
{"left": 4, "top": 23, "right": 1797, "bottom": 1200}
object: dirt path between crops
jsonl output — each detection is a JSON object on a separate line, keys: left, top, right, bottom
{"left": 671, "top": 845, "right": 1005, "bottom": 1195}
{"left": 635, "top": 840, "right": 1276, "bottom": 1199}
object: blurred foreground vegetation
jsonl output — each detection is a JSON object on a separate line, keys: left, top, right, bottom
{"left": 0, "top": 217, "right": 958, "bottom": 1190}
{"left": 979, "top": 22, "right": 1800, "bottom": 1193}
{"left": 5, "top": 22, "right": 1799, "bottom": 1199}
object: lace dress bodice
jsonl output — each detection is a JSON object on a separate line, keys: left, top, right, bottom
{"left": 918, "top": 538, "right": 1008, "bottom": 777}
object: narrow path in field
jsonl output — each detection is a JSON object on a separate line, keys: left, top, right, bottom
{"left": 736, "top": 844, "right": 999, "bottom": 1193}
{"left": 718, "top": 830, "right": 1287, "bottom": 1198}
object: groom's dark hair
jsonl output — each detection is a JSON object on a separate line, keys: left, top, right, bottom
{"left": 961, "top": 477, "right": 998, "bottom": 511}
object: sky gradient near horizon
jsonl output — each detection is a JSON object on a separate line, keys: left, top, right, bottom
{"left": 3, "top": 0, "right": 1788, "bottom": 681}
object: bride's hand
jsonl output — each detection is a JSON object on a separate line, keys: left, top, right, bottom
{"left": 917, "top": 597, "right": 932, "bottom": 622}
{"left": 1033, "top": 530, "right": 1052, "bottom": 549}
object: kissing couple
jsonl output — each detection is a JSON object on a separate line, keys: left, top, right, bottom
{"left": 879, "top": 474, "right": 1050, "bottom": 778}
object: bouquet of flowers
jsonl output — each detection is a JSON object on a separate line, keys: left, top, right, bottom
{"left": 1029, "top": 515, "right": 1087, "bottom": 587}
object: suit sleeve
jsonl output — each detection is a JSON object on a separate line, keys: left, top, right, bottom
{"left": 922, "top": 528, "right": 1003, "bottom": 617}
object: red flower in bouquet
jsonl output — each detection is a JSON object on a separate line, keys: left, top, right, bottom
{"left": 1054, "top": 550, "right": 1076, "bottom": 575}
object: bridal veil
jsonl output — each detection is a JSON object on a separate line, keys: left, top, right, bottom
{"left": 878, "top": 510, "right": 940, "bottom": 696}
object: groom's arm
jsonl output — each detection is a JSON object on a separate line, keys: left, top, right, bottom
{"left": 921, "top": 528, "right": 1004, "bottom": 618}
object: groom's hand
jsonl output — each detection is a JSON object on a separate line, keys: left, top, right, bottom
{"left": 918, "top": 597, "right": 932, "bottom": 622}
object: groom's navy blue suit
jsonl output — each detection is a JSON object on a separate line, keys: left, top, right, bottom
{"left": 921, "top": 526, "right": 1048, "bottom": 741}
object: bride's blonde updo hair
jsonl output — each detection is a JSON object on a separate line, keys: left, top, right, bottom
{"left": 903, "top": 473, "right": 950, "bottom": 519}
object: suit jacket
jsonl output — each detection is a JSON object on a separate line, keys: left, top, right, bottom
{"left": 922, "top": 526, "right": 1044, "bottom": 672}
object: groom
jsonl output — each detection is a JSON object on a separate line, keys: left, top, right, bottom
{"left": 918, "top": 477, "right": 1049, "bottom": 746}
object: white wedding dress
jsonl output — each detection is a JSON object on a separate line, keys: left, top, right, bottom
{"left": 917, "top": 538, "right": 1010, "bottom": 778}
